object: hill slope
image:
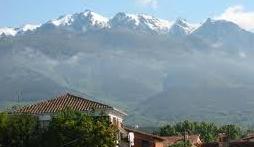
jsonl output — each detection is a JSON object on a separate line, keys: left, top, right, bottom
{"left": 1, "top": 10, "right": 254, "bottom": 126}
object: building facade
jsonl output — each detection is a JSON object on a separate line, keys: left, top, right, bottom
{"left": 124, "top": 127, "right": 202, "bottom": 147}
{"left": 15, "top": 93, "right": 126, "bottom": 128}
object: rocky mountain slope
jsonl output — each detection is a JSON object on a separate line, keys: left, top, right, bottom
{"left": 1, "top": 10, "right": 254, "bottom": 126}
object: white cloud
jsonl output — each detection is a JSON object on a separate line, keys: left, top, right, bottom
{"left": 136, "top": 0, "right": 158, "bottom": 9}
{"left": 215, "top": 5, "right": 254, "bottom": 32}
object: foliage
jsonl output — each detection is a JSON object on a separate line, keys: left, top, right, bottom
{"left": 0, "top": 112, "right": 8, "bottom": 145}
{"left": 0, "top": 110, "right": 117, "bottom": 147}
{"left": 159, "top": 120, "right": 242, "bottom": 143}
{"left": 170, "top": 141, "right": 192, "bottom": 147}
{"left": 0, "top": 112, "right": 40, "bottom": 147}
{"left": 195, "top": 122, "right": 218, "bottom": 143}
{"left": 218, "top": 124, "right": 242, "bottom": 140}
{"left": 41, "top": 109, "right": 117, "bottom": 147}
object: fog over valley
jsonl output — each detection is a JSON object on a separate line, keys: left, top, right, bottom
{"left": 1, "top": 10, "right": 254, "bottom": 126}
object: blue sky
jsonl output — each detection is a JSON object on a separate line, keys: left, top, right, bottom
{"left": 1, "top": 0, "right": 254, "bottom": 30}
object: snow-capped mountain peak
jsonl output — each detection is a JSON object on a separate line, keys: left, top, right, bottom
{"left": 50, "top": 15, "right": 74, "bottom": 26}
{"left": 110, "top": 12, "right": 171, "bottom": 33}
{"left": 110, "top": 12, "right": 140, "bottom": 27}
{"left": 169, "top": 18, "right": 197, "bottom": 37}
{"left": 19, "top": 24, "right": 41, "bottom": 32}
{"left": 0, "top": 27, "right": 18, "bottom": 36}
{"left": 1, "top": 10, "right": 253, "bottom": 38}
{"left": 138, "top": 14, "right": 171, "bottom": 31}
{"left": 82, "top": 10, "right": 109, "bottom": 27}
{"left": 47, "top": 10, "right": 109, "bottom": 31}
{"left": 0, "top": 24, "right": 41, "bottom": 37}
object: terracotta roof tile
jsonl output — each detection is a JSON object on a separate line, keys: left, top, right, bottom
{"left": 124, "top": 127, "right": 165, "bottom": 141}
{"left": 16, "top": 93, "right": 113, "bottom": 114}
{"left": 162, "top": 135, "right": 202, "bottom": 145}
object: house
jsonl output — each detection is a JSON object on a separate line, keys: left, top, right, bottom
{"left": 201, "top": 133, "right": 254, "bottom": 147}
{"left": 240, "top": 133, "right": 254, "bottom": 142}
{"left": 162, "top": 135, "right": 202, "bottom": 147}
{"left": 202, "top": 141, "right": 254, "bottom": 147}
{"left": 14, "top": 92, "right": 204, "bottom": 147}
{"left": 124, "top": 127, "right": 165, "bottom": 147}
{"left": 15, "top": 93, "right": 126, "bottom": 128}
{"left": 124, "top": 127, "right": 202, "bottom": 147}
{"left": 228, "top": 134, "right": 254, "bottom": 147}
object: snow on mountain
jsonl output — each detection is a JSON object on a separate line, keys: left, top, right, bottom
{"left": 50, "top": 15, "right": 74, "bottom": 26}
{"left": 110, "top": 12, "right": 172, "bottom": 33}
{"left": 0, "top": 24, "right": 41, "bottom": 37}
{"left": 19, "top": 24, "right": 41, "bottom": 32}
{"left": 1, "top": 10, "right": 254, "bottom": 38}
{"left": 109, "top": 12, "right": 140, "bottom": 28}
{"left": 47, "top": 10, "right": 109, "bottom": 31}
{"left": 169, "top": 19, "right": 197, "bottom": 37}
{"left": 82, "top": 10, "right": 109, "bottom": 28}
{"left": 0, "top": 27, "right": 17, "bottom": 36}
{"left": 139, "top": 14, "right": 172, "bottom": 32}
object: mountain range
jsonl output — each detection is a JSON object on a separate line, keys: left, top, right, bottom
{"left": 1, "top": 10, "right": 254, "bottom": 126}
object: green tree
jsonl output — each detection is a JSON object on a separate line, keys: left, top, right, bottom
{"left": 0, "top": 113, "right": 40, "bottom": 147}
{"left": 196, "top": 122, "right": 218, "bottom": 143}
{"left": 160, "top": 124, "right": 178, "bottom": 136}
{"left": 42, "top": 109, "right": 117, "bottom": 147}
{"left": 159, "top": 120, "right": 219, "bottom": 143}
{"left": 170, "top": 141, "right": 192, "bottom": 147}
{"left": 219, "top": 124, "right": 241, "bottom": 140}
{"left": 160, "top": 120, "right": 196, "bottom": 136}
{"left": 0, "top": 112, "right": 8, "bottom": 146}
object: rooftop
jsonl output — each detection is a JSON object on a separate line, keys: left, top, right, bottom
{"left": 15, "top": 93, "right": 124, "bottom": 115}
{"left": 161, "top": 135, "right": 202, "bottom": 145}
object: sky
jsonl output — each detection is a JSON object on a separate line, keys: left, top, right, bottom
{"left": 1, "top": 0, "right": 254, "bottom": 31}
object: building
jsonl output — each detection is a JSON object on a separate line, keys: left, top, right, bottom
{"left": 201, "top": 133, "right": 254, "bottom": 147}
{"left": 240, "top": 133, "right": 254, "bottom": 142}
{"left": 162, "top": 135, "right": 202, "bottom": 147}
{"left": 15, "top": 93, "right": 127, "bottom": 129}
{"left": 124, "top": 127, "right": 202, "bottom": 147}
{"left": 14, "top": 92, "right": 203, "bottom": 147}
{"left": 124, "top": 127, "right": 165, "bottom": 147}
{"left": 227, "top": 133, "right": 254, "bottom": 147}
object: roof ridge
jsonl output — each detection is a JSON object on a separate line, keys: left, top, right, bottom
{"left": 15, "top": 93, "right": 117, "bottom": 114}
{"left": 124, "top": 127, "right": 164, "bottom": 140}
{"left": 15, "top": 93, "right": 65, "bottom": 111}
{"left": 65, "top": 93, "right": 113, "bottom": 108}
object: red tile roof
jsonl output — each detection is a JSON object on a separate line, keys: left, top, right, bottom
{"left": 16, "top": 93, "right": 113, "bottom": 114}
{"left": 124, "top": 127, "right": 165, "bottom": 141}
{"left": 123, "top": 127, "right": 202, "bottom": 146}
{"left": 162, "top": 135, "right": 202, "bottom": 146}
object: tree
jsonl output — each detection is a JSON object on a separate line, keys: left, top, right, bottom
{"left": 0, "top": 113, "right": 40, "bottom": 147}
{"left": 42, "top": 109, "right": 117, "bottom": 147}
{"left": 0, "top": 112, "right": 8, "bottom": 147}
{"left": 170, "top": 141, "right": 192, "bottom": 147}
{"left": 160, "top": 124, "right": 177, "bottom": 136}
{"left": 195, "top": 122, "right": 218, "bottom": 143}
{"left": 219, "top": 124, "right": 241, "bottom": 140}
{"left": 159, "top": 121, "right": 219, "bottom": 143}
{"left": 0, "top": 110, "right": 118, "bottom": 147}
{"left": 160, "top": 120, "right": 196, "bottom": 136}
